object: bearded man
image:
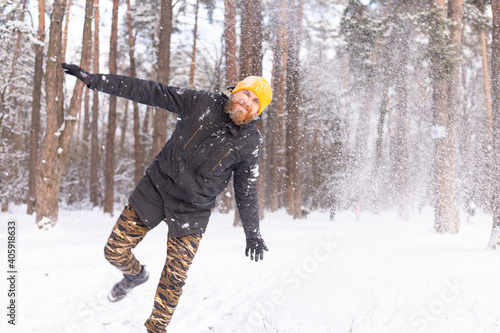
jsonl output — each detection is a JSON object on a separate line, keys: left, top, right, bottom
{"left": 61, "top": 63, "right": 272, "bottom": 333}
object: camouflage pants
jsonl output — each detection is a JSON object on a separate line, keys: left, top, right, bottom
{"left": 104, "top": 204, "right": 202, "bottom": 332}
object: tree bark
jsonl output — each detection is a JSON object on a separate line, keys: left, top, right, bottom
{"left": 267, "top": 0, "right": 288, "bottom": 212}
{"left": 374, "top": 86, "right": 389, "bottom": 175}
{"left": 224, "top": 0, "right": 237, "bottom": 86}
{"left": 35, "top": 0, "right": 94, "bottom": 227}
{"left": 125, "top": 0, "right": 142, "bottom": 185}
{"left": 4, "top": 0, "right": 28, "bottom": 131}
{"left": 189, "top": 0, "right": 199, "bottom": 89}
{"left": 488, "top": 0, "right": 500, "bottom": 248}
{"left": 395, "top": 67, "right": 410, "bottom": 221}
{"left": 82, "top": 83, "right": 91, "bottom": 152}
{"left": 35, "top": 0, "right": 67, "bottom": 228}
{"left": 104, "top": 0, "right": 119, "bottom": 214}
{"left": 27, "top": 0, "right": 45, "bottom": 215}
{"left": 239, "top": 0, "right": 263, "bottom": 79}
{"left": 238, "top": 0, "right": 265, "bottom": 221}
{"left": 152, "top": 0, "right": 172, "bottom": 156}
{"left": 220, "top": 0, "right": 238, "bottom": 214}
{"left": 285, "top": 0, "right": 303, "bottom": 218}
{"left": 120, "top": 100, "right": 129, "bottom": 153}
{"left": 60, "top": 0, "right": 93, "bottom": 161}
{"left": 481, "top": 31, "right": 493, "bottom": 145}
{"left": 9, "top": 0, "right": 28, "bottom": 86}
{"left": 433, "top": 0, "right": 462, "bottom": 233}
{"left": 474, "top": 0, "right": 493, "bottom": 212}
{"left": 436, "top": 0, "right": 446, "bottom": 16}
{"left": 90, "top": 0, "right": 100, "bottom": 206}
{"left": 394, "top": 20, "right": 410, "bottom": 221}
{"left": 61, "top": 0, "right": 72, "bottom": 63}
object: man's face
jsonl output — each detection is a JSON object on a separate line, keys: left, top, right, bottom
{"left": 226, "top": 89, "right": 260, "bottom": 126}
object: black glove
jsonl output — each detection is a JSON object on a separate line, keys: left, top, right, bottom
{"left": 245, "top": 235, "right": 268, "bottom": 262}
{"left": 61, "top": 63, "right": 93, "bottom": 87}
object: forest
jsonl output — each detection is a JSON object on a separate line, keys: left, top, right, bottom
{"left": 2, "top": 0, "right": 500, "bottom": 246}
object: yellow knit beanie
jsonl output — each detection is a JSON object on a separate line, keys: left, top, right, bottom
{"left": 232, "top": 76, "right": 273, "bottom": 115}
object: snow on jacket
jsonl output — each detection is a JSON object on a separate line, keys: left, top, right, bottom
{"left": 90, "top": 74, "right": 261, "bottom": 238}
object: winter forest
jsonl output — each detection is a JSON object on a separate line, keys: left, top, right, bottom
{"left": 3, "top": 0, "right": 500, "bottom": 246}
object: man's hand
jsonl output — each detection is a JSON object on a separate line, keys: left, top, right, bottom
{"left": 245, "top": 235, "right": 269, "bottom": 262}
{"left": 61, "top": 63, "right": 93, "bottom": 87}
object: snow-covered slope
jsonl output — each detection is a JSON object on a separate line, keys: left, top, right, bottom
{"left": 1, "top": 206, "right": 499, "bottom": 333}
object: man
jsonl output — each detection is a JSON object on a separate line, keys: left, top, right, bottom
{"left": 61, "top": 63, "right": 272, "bottom": 333}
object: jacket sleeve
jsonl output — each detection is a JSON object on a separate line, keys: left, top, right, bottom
{"left": 233, "top": 140, "right": 262, "bottom": 239}
{"left": 89, "top": 74, "right": 195, "bottom": 116}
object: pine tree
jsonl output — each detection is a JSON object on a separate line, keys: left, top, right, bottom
{"left": 90, "top": 0, "right": 100, "bottom": 206}
{"left": 28, "top": 0, "right": 46, "bottom": 215}
{"left": 152, "top": 0, "right": 173, "bottom": 156}
{"left": 35, "top": 0, "right": 67, "bottom": 228}
{"left": 488, "top": 0, "right": 500, "bottom": 248}
{"left": 432, "top": 0, "right": 462, "bottom": 234}
{"left": 104, "top": 0, "right": 120, "bottom": 214}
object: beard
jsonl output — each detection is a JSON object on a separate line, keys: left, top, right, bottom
{"left": 225, "top": 98, "right": 255, "bottom": 126}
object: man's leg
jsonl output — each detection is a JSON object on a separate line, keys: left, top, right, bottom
{"left": 144, "top": 234, "right": 202, "bottom": 333}
{"left": 104, "top": 204, "right": 151, "bottom": 301}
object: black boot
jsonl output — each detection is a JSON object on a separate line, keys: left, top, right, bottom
{"left": 108, "top": 265, "right": 149, "bottom": 302}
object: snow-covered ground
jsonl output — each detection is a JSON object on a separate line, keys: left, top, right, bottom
{"left": 1, "top": 205, "right": 500, "bottom": 333}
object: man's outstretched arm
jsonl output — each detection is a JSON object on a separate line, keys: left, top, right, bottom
{"left": 61, "top": 63, "right": 196, "bottom": 116}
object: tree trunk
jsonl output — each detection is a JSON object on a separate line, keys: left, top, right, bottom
{"left": 36, "top": 0, "right": 94, "bottom": 227}
{"left": 481, "top": 31, "right": 493, "bottom": 213}
{"left": 238, "top": 0, "right": 265, "bottom": 220}
{"left": 27, "top": 0, "right": 45, "bottom": 215}
{"left": 285, "top": 0, "right": 303, "bottom": 219}
{"left": 120, "top": 100, "right": 129, "bottom": 153}
{"left": 82, "top": 84, "right": 91, "bottom": 152}
{"left": 224, "top": 0, "right": 237, "bottom": 86}
{"left": 9, "top": 0, "right": 28, "bottom": 86}
{"left": 189, "top": 0, "right": 199, "bottom": 89}
{"left": 481, "top": 31, "right": 493, "bottom": 145}
{"left": 61, "top": 0, "right": 72, "bottom": 63}
{"left": 251, "top": 1, "right": 263, "bottom": 76}
{"left": 58, "top": 0, "right": 93, "bottom": 165}
{"left": 90, "top": 0, "right": 100, "bottom": 206}
{"left": 374, "top": 87, "right": 388, "bottom": 174}
{"left": 35, "top": 0, "right": 67, "bottom": 228}
{"left": 267, "top": 0, "right": 288, "bottom": 212}
{"left": 351, "top": 60, "right": 376, "bottom": 208}
{"left": 251, "top": 0, "right": 265, "bottom": 220}
{"left": 125, "top": 0, "right": 142, "bottom": 185}
{"left": 220, "top": 0, "right": 238, "bottom": 214}
{"left": 394, "top": 21, "right": 410, "bottom": 221}
{"left": 152, "top": 0, "right": 172, "bottom": 156}
{"left": 5, "top": 0, "right": 28, "bottom": 135}
{"left": 239, "top": 0, "right": 263, "bottom": 79}
{"left": 395, "top": 68, "right": 410, "bottom": 221}
{"left": 343, "top": 53, "right": 350, "bottom": 152}
{"left": 104, "top": 0, "right": 119, "bottom": 214}
{"left": 488, "top": 0, "right": 500, "bottom": 248}
{"left": 473, "top": 0, "right": 493, "bottom": 212}
{"left": 433, "top": 0, "right": 462, "bottom": 233}
{"left": 436, "top": 0, "right": 446, "bottom": 15}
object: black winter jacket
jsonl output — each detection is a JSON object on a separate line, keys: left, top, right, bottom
{"left": 90, "top": 74, "right": 261, "bottom": 238}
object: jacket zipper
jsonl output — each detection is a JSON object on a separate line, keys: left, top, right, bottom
{"left": 183, "top": 125, "right": 203, "bottom": 150}
{"left": 211, "top": 148, "right": 233, "bottom": 172}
